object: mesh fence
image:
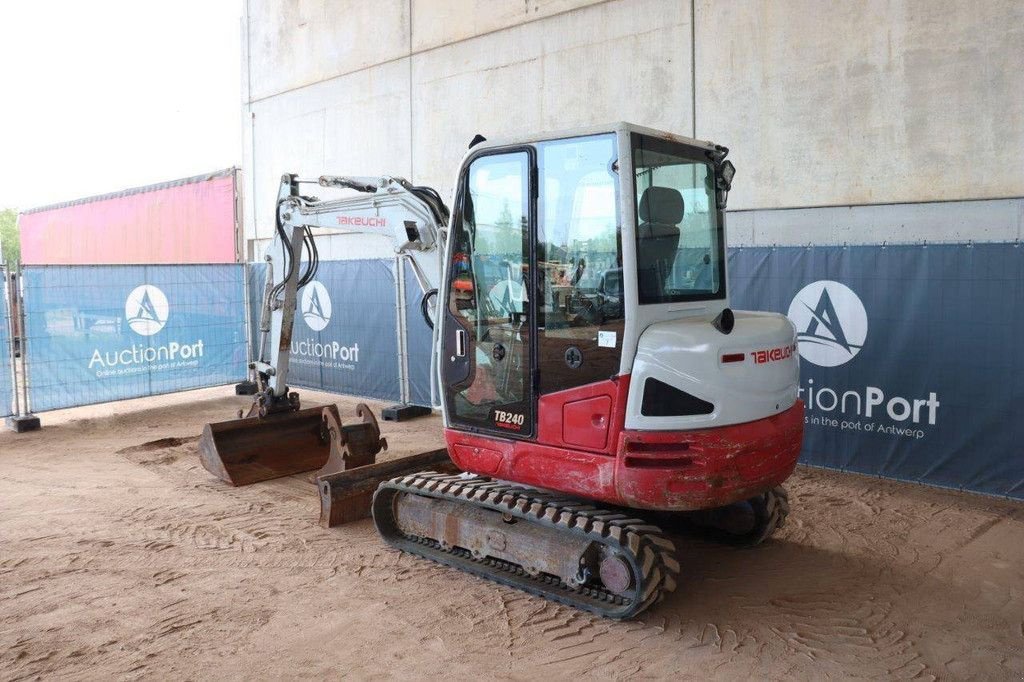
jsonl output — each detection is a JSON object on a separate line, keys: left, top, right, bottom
{"left": 22, "top": 264, "right": 247, "bottom": 412}
{"left": 729, "top": 243, "right": 1024, "bottom": 500}
{"left": 247, "top": 259, "right": 404, "bottom": 403}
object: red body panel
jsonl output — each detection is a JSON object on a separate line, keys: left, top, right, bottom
{"left": 614, "top": 402, "right": 804, "bottom": 509}
{"left": 536, "top": 378, "right": 626, "bottom": 455}
{"left": 562, "top": 395, "right": 612, "bottom": 450}
{"left": 446, "top": 375, "right": 804, "bottom": 511}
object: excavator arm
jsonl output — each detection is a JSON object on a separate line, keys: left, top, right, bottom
{"left": 198, "top": 172, "right": 448, "bottom": 487}
{"left": 251, "top": 173, "right": 447, "bottom": 415}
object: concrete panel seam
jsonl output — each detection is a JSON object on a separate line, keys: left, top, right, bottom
{"left": 690, "top": 0, "right": 696, "bottom": 138}
{"left": 729, "top": 198, "right": 1024, "bottom": 247}
{"left": 245, "top": 0, "right": 621, "bottom": 105}
{"left": 728, "top": 196, "right": 1024, "bottom": 214}
{"left": 1018, "top": 199, "right": 1024, "bottom": 242}
{"left": 408, "top": 0, "right": 414, "bottom": 180}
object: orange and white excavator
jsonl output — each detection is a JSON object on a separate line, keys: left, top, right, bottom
{"left": 201, "top": 123, "right": 804, "bottom": 618}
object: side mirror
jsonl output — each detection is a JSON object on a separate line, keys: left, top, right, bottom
{"left": 717, "top": 160, "right": 735, "bottom": 192}
{"left": 715, "top": 160, "right": 736, "bottom": 210}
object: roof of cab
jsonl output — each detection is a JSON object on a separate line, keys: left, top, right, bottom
{"left": 467, "top": 122, "right": 719, "bottom": 153}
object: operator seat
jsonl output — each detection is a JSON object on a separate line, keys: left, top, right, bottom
{"left": 637, "top": 186, "right": 683, "bottom": 301}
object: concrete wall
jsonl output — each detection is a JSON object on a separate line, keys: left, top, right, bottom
{"left": 696, "top": 0, "right": 1024, "bottom": 212}
{"left": 241, "top": 0, "right": 1024, "bottom": 254}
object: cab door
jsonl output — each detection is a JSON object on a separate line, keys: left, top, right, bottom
{"left": 442, "top": 149, "right": 536, "bottom": 437}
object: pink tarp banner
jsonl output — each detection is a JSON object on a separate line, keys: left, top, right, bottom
{"left": 19, "top": 169, "right": 237, "bottom": 265}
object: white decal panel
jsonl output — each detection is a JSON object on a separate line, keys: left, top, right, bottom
{"left": 598, "top": 330, "right": 617, "bottom": 348}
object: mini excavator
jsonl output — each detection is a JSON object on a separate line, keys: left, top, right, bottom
{"left": 200, "top": 123, "right": 804, "bottom": 618}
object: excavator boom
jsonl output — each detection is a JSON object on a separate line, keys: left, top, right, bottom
{"left": 198, "top": 174, "right": 446, "bottom": 486}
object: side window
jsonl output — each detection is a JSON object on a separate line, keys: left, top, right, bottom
{"left": 536, "top": 134, "right": 623, "bottom": 394}
{"left": 445, "top": 151, "right": 533, "bottom": 433}
{"left": 633, "top": 134, "right": 724, "bottom": 304}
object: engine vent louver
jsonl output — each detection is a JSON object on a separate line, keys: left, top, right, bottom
{"left": 641, "top": 378, "right": 714, "bottom": 417}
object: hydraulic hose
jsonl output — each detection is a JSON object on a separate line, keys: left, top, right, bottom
{"left": 420, "top": 288, "right": 438, "bottom": 330}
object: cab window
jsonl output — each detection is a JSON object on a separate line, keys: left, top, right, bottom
{"left": 536, "top": 134, "right": 623, "bottom": 394}
{"left": 632, "top": 134, "right": 725, "bottom": 304}
{"left": 444, "top": 151, "right": 533, "bottom": 432}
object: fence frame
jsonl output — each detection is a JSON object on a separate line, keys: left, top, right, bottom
{"left": 18, "top": 263, "right": 248, "bottom": 414}
{"left": 1, "top": 266, "right": 16, "bottom": 418}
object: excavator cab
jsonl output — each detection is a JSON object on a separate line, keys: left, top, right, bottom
{"left": 436, "top": 124, "right": 801, "bottom": 511}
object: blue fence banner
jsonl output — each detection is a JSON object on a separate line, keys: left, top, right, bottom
{"left": 728, "top": 243, "right": 1023, "bottom": 499}
{"left": 0, "top": 268, "right": 13, "bottom": 417}
{"left": 23, "top": 265, "right": 247, "bottom": 412}
{"left": 248, "top": 259, "right": 402, "bottom": 403}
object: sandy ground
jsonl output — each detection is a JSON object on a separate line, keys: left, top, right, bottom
{"left": 1, "top": 387, "right": 1022, "bottom": 681}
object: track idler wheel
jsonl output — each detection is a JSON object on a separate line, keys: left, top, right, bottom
{"left": 672, "top": 486, "right": 790, "bottom": 547}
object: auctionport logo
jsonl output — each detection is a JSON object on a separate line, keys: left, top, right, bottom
{"left": 302, "top": 281, "right": 332, "bottom": 331}
{"left": 88, "top": 283, "right": 204, "bottom": 375}
{"left": 790, "top": 279, "right": 940, "bottom": 438}
{"left": 294, "top": 280, "right": 359, "bottom": 369}
{"left": 125, "top": 284, "right": 169, "bottom": 336}
{"left": 787, "top": 280, "right": 867, "bottom": 368}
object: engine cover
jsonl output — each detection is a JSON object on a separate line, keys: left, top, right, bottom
{"left": 625, "top": 310, "right": 800, "bottom": 431}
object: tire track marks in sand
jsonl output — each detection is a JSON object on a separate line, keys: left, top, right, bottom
{"left": 3, "top": 422, "right": 1020, "bottom": 680}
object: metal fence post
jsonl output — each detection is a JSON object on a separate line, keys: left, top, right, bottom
{"left": 234, "top": 261, "right": 257, "bottom": 395}
{"left": 380, "top": 255, "right": 430, "bottom": 422}
{"left": 3, "top": 266, "right": 20, "bottom": 417}
{"left": 6, "top": 263, "right": 40, "bottom": 432}
{"left": 395, "top": 255, "right": 410, "bottom": 406}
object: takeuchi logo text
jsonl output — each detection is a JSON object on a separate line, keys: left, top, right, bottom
{"left": 751, "top": 343, "right": 796, "bottom": 365}
{"left": 336, "top": 215, "right": 387, "bottom": 228}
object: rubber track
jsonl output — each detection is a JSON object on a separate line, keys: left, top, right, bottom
{"left": 372, "top": 472, "right": 680, "bottom": 619}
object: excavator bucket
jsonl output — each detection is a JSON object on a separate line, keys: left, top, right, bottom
{"left": 199, "top": 405, "right": 339, "bottom": 486}
{"left": 310, "top": 403, "right": 387, "bottom": 480}
{"left": 317, "top": 447, "right": 456, "bottom": 527}
{"left": 199, "top": 402, "right": 388, "bottom": 487}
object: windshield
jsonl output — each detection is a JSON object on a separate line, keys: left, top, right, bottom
{"left": 632, "top": 134, "right": 724, "bottom": 304}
